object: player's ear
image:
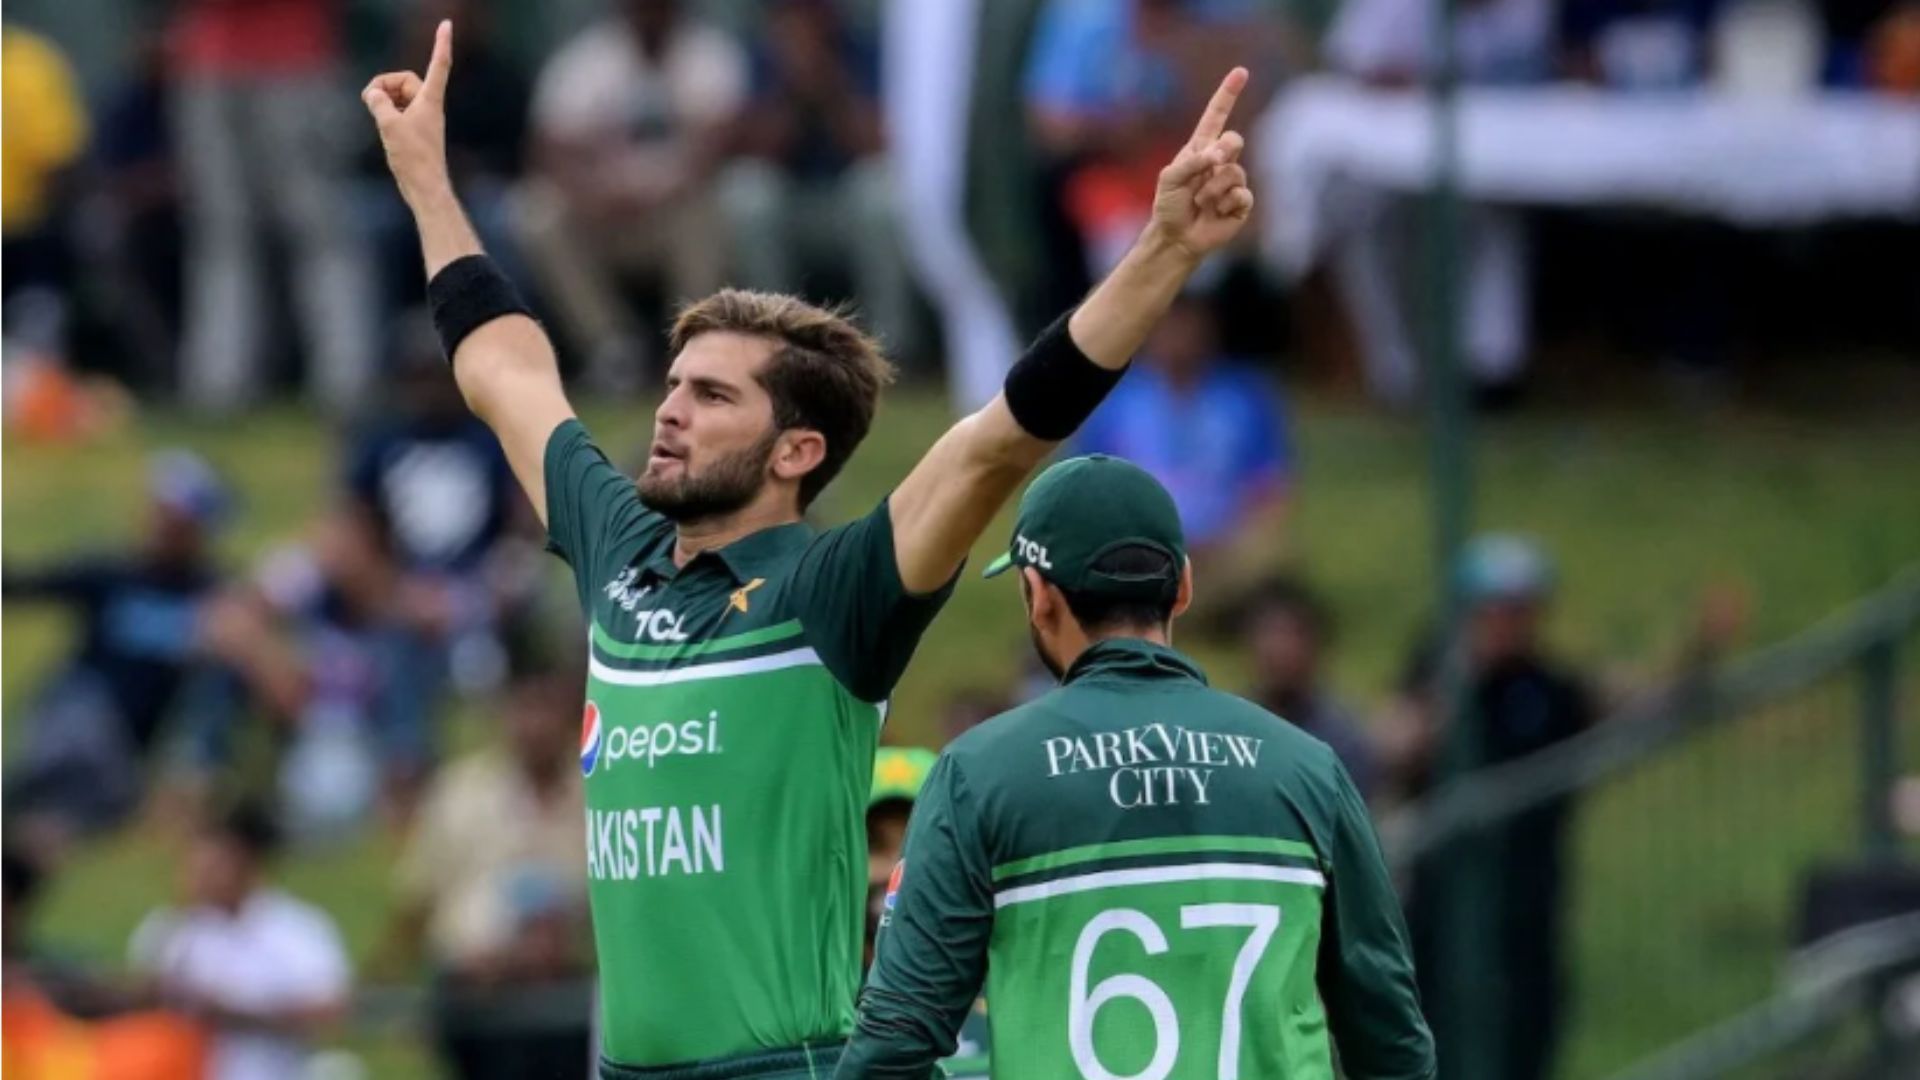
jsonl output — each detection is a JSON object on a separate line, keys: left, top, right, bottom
{"left": 1170, "top": 558, "right": 1194, "bottom": 621}
{"left": 772, "top": 428, "right": 827, "bottom": 484}
{"left": 1021, "top": 567, "right": 1053, "bottom": 625}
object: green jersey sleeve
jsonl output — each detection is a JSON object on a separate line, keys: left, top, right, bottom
{"left": 840, "top": 755, "right": 993, "bottom": 1079}
{"left": 543, "top": 419, "right": 668, "bottom": 607}
{"left": 1316, "top": 756, "right": 1437, "bottom": 1080}
{"left": 793, "top": 498, "right": 959, "bottom": 703}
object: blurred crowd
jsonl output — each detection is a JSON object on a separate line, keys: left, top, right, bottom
{"left": 3, "top": 0, "right": 1913, "bottom": 1077}
{"left": 3, "top": 0, "right": 1917, "bottom": 427}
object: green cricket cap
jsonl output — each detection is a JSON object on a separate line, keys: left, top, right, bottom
{"left": 870, "top": 747, "right": 938, "bottom": 806}
{"left": 982, "top": 454, "right": 1186, "bottom": 599}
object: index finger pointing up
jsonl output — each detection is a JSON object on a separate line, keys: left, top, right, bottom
{"left": 422, "top": 20, "right": 454, "bottom": 102}
{"left": 1188, "top": 66, "right": 1249, "bottom": 149}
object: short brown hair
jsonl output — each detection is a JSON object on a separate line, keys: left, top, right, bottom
{"left": 671, "top": 290, "right": 894, "bottom": 508}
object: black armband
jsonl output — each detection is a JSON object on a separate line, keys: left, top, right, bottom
{"left": 427, "top": 254, "right": 535, "bottom": 363}
{"left": 1002, "top": 310, "right": 1125, "bottom": 441}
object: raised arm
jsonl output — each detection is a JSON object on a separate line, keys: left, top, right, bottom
{"left": 887, "top": 68, "right": 1257, "bottom": 593}
{"left": 363, "top": 21, "right": 574, "bottom": 525}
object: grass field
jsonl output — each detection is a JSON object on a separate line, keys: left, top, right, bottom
{"left": 6, "top": 388, "right": 1918, "bottom": 1078}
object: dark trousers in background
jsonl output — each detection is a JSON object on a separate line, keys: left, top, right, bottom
{"left": 443, "top": 1027, "right": 593, "bottom": 1080}
{"left": 1412, "top": 815, "right": 1569, "bottom": 1080}
{"left": 433, "top": 976, "right": 593, "bottom": 1080}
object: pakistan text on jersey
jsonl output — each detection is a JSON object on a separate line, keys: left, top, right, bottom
{"left": 1043, "top": 722, "right": 1264, "bottom": 810}
{"left": 586, "top": 806, "right": 724, "bottom": 880}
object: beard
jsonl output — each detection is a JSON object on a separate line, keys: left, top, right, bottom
{"left": 637, "top": 428, "right": 779, "bottom": 524}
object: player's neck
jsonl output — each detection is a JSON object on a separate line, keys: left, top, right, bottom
{"left": 672, "top": 502, "right": 802, "bottom": 567}
{"left": 1057, "top": 625, "right": 1174, "bottom": 671}
{"left": 1090, "top": 626, "right": 1173, "bottom": 651}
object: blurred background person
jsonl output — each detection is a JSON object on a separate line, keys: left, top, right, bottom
{"left": 2, "top": 20, "right": 89, "bottom": 311}
{"left": 343, "top": 312, "right": 529, "bottom": 707}
{"left": 81, "top": 24, "right": 184, "bottom": 391}
{"left": 1323, "top": 0, "right": 1552, "bottom": 406}
{"left": 1, "top": 19, "right": 95, "bottom": 446}
{"left": 128, "top": 802, "right": 350, "bottom": 1080}
{"left": 167, "top": 0, "right": 373, "bottom": 414}
{"left": 1382, "top": 532, "right": 1752, "bottom": 1078}
{"left": 1242, "top": 575, "right": 1382, "bottom": 802}
{"left": 267, "top": 511, "right": 424, "bottom": 833}
{"left": 197, "top": 505, "right": 440, "bottom": 837}
{"left": 721, "top": 0, "right": 913, "bottom": 357}
{"left": 866, "top": 746, "right": 936, "bottom": 968}
{"left": 1073, "top": 289, "right": 1293, "bottom": 587}
{"left": 2, "top": 451, "right": 230, "bottom": 870}
{"left": 1384, "top": 534, "right": 1593, "bottom": 1080}
{"left": 380, "top": 657, "right": 591, "bottom": 1080}
{"left": 514, "top": 0, "right": 746, "bottom": 390}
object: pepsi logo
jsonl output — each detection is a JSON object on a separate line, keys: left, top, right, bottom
{"left": 580, "top": 701, "right": 603, "bottom": 777}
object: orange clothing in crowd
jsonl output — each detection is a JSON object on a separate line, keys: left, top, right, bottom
{"left": 2, "top": 985, "right": 207, "bottom": 1080}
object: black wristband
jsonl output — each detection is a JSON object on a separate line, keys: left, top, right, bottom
{"left": 1003, "top": 310, "right": 1125, "bottom": 441}
{"left": 427, "top": 254, "right": 535, "bottom": 363}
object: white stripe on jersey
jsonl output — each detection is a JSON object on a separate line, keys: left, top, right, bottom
{"left": 587, "top": 646, "right": 823, "bottom": 687}
{"left": 995, "top": 863, "right": 1328, "bottom": 909}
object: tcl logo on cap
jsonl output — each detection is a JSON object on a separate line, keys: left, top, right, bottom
{"left": 1013, "top": 534, "right": 1053, "bottom": 569}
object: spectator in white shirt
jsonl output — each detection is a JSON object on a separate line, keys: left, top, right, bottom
{"left": 129, "top": 803, "right": 351, "bottom": 1080}
{"left": 512, "top": 0, "right": 748, "bottom": 390}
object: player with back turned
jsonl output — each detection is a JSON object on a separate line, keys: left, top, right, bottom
{"left": 362, "top": 22, "right": 1259, "bottom": 1080}
{"left": 841, "top": 457, "right": 1435, "bottom": 1079}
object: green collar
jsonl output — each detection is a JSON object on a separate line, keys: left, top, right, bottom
{"left": 1063, "top": 638, "right": 1209, "bottom": 687}
{"left": 644, "top": 520, "right": 814, "bottom": 584}
{"left": 713, "top": 521, "right": 813, "bottom": 582}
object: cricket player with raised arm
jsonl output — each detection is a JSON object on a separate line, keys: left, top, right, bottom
{"left": 363, "top": 22, "right": 1259, "bottom": 1080}
{"left": 839, "top": 456, "right": 1436, "bottom": 1080}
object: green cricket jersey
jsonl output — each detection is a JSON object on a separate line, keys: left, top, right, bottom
{"left": 544, "top": 421, "right": 957, "bottom": 1070}
{"left": 843, "top": 640, "right": 1434, "bottom": 1080}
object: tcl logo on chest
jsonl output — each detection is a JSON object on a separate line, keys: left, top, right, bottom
{"left": 601, "top": 569, "right": 691, "bottom": 642}
{"left": 580, "top": 702, "right": 724, "bottom": 778}
{"left": 633, "top": 609, "right": 691, "bottom": 642}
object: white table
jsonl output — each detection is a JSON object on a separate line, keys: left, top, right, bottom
{"left": 1257, "top": 77, "right": 1920, "bottom": 277}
